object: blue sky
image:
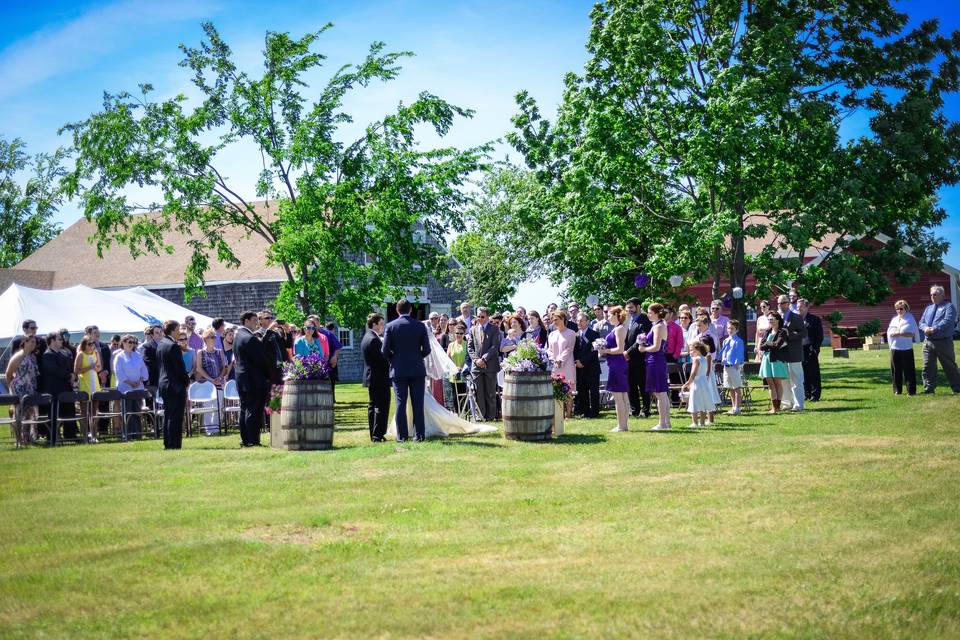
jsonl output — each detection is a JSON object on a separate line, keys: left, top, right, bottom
{"left": 0, "top": 0, "right": 958, "bottom": 310}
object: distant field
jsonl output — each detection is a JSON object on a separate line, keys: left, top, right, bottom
{"left": 1, "top": 347, "right": 959, "bottom": 638}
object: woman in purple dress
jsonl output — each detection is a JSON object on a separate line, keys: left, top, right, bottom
{"left": 599, "top": 305, "right": 630, "bottom": 432}
{"left": 639, "top": 303, "right": 671, "bottom": 430}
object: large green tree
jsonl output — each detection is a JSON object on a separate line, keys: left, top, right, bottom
{"left": 0, "top": 137, "right": 64, "bottom": 268}
{"left": 506, "top": 0, "right": 960, "bottom": 330}
{"left": 62, "top": 23, "right": 488, "bottom": 326}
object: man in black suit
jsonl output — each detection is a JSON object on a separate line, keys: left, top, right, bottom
{"left": 624, "top": 297, "right": 652, "bottom": 417}
{"left": 235, "top": 311, "right": 271, "bottom": 447}
{"left": 361, "top": 313, "right": 390, "bottom": 442}
{"left": 138, "top": 324, "right": 162, "bottom": 389}
{"left": 381, "top": 298, "right": 431, "bottom": 441}
{"left": 574, "top": 313, "right": 601, "bottom": 418}
{"left": 798, "top": 299, "right": 824, "bottom": 402}
{"left": 466, "top": 306, "right": 502, "bottom": 421}
{"left": 39, "top": 332, "right": 77, "bottom": 443}
{"left": 158, "top": 320, "right": 190, "bottom": 449}
{"left": 257, "top": 310, "right": 289, "bottom": 386}
{"left": 777, "top": 294, "right": 808, "bottom": 411}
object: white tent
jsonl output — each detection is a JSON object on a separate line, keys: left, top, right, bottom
{"left": 0, "top": 283, "right": 221, "bottom": 340}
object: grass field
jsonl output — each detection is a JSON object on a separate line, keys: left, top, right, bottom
{"left": 1, "top": 348, "right": 959, "bottom": 638}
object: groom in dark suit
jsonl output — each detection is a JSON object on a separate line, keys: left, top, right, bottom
{"left": 466, "top": 307, "right": 501, "bottom": 421}
{"left": 361, "top": 313, "right": 390, "bottom": 442}
{"left": 381, "top": 299, "right": 431, "bottom": 442}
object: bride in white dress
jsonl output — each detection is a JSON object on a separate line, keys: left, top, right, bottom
{"left": 388, "top": 329, "right": 498, "bottom": 439}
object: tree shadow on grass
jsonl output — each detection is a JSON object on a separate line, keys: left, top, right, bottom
{"left": 637, "top": 429, "right": 702, "bottom": 436}
{"left": 808, "top": 405, "right": 865, "bottom": 413}
{"left": 706, "top": 425, "right": 754, "bottom": 431}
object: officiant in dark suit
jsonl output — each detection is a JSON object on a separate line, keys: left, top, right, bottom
{"left": 158, "top": 319, "right": 190, "bottom": 450}
{"left": 381, "top": 299, "right": 431, "bottom": 442}
{"left": 574, "top": 313, "right": 601, "bottom": 418}
{"left": 466, "top": 307, "right": 501, "bottom": 421}
{"left": 361, "top": 313, "right": 390, "bottom": 442}
{"left": 235, "top": 311, "right": 272, "bottom": 447}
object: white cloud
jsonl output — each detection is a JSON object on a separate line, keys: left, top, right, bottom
{"left": 0, "top": 0, "right": 221, "bottom": 101}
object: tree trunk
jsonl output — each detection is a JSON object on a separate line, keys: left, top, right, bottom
{"left": 731, "top": 207, "right": 749, "bottom": 350}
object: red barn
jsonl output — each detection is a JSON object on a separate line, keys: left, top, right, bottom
{"left": 676, "top": 233, "right": 959, "bottom": 345}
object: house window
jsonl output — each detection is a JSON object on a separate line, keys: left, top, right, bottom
{"left": 745, "top": 308, "right": 757, "bottom": 321}
{"left": 338, "top": 328, "right": 354, "bottom": 350}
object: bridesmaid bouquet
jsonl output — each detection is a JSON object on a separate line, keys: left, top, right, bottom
{"left": 551, "top": 373, "right": 574, "bottom": 401}
{"left": 502, "top": 339, "right": 552, "bottom": 373}
{"left": 592, "top": 338, "right": 606, "bottom": 351}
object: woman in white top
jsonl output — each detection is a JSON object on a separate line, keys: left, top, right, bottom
{"left": 887, "top": 299, "right": 918, "bottom": 395}
{"left": 754, "top": 300, "right": 771, "bottom": 362}
{"left": 112, "top": 334, "right": 149, "bottom": 439}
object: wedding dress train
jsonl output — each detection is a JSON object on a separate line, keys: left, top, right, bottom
{"left": 387, "top": 329, "right": 498, "bottom": 439}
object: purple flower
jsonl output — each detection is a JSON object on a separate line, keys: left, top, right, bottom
{"left": 635, "top": 273, "right": 650, "bottom": 289}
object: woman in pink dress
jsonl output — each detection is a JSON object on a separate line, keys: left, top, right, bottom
{"left": 547, "top": 310, "right": 577, "bottom": 418}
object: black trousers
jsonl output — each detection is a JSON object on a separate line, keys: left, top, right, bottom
{"left": 802, "top": 346, "right": 822, "bottom": 400}
{"left": 367, "top": 382, "right": 390, "bottom": 441}
{"left": 575, "top": 366, "right": 601, "bottom": 417}
{"left": 240, "top": 386, "right": 267, "bottom": 446}
{"left": 890, "top": 349, "right": 917, "bottom": 395}
{"left": 627, "top": 359, "right": 650, "bottom": 416}
{"left": 161, "top": 388, "right": 186, "bottom": 450}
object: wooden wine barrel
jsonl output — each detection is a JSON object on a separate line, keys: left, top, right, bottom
{"left": 276, "top": 379, "right": 334, "bottom": 450}
{"left": 502, "top": 371, "right": 554, "bottom": 441}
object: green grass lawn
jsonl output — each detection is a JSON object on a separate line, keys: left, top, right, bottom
{"left": 1, "top": 348, "right": 959, "bottom": 638}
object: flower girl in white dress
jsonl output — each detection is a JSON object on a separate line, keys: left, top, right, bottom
{"left": 682, "top": 341, "right": 715, "bottom": 428}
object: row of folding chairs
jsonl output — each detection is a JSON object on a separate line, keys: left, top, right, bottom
{"left": 1, "top": 380, "right": 243, "bottom": 447}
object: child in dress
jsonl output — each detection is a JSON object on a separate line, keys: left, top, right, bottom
{"left": 700, "top": 332, "right": 720, "bottom": 425}
{"left": 719, "top": 320, "right": 745, "bottom": 415}
{"left": 681, "top": 341, "right": 714, "bottom": 428}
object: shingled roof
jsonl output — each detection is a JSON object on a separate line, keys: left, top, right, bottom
{"left": 13, "top": 201, "right": 287, "bottom": 289}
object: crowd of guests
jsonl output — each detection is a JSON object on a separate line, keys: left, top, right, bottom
{"left": 407, "top": 292, "right": 830, "bottom": 432}
{"left": 5, "top": 284, "right": 958, "bottom": 446}
{"left": 1, "top": 311, "right": 344, "bottom": 448}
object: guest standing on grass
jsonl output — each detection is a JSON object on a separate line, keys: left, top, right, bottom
{"left": 758, "top": 312, "right": 789, "bottom": 414}
{"left": 887, "top": 300, "right": 918, "bottom": 396}
{"left": 799, "top": 299, "right": 824, "bottom": 402}
{"left": 113, "top": 334, "right": 149, "bottom": 438}
{"left": 777, "top": 295, "right": 807, "bottom": 412}
{"left": 74, "top": 336, "right": 102, "bottom": 443}
{"left": 40, "top": 332, "right": 78, "bottom": 443}
{"left": 754, "top": 301, "right": 771, "bottom": 361}
{"left": 361, "top": 313, "right": 390, "bottom": 443}
{"left": 682, "top": 341, "right": 713, "bottom": 428}
{"left": 574, "top": 313, "right": 601, "bottom": 419}
{"left": 548, "top": 310, "right": 577, "bottom": 420}
{"left": 600, "top": 305, "right": 631, "bottom": 433}
{"left": 466, "top": 307, "right": 500, "bottom": 422}
{"left": 5, "top": 335, "right": 39, "bottom": 447}
{"left": 719, "top": 320, "right": 745, "bottom": 415}
{"left": 918, "top": 285, "right": 960, "bottom": 394}
{"left": 234, "top": 311, "right": 271, "bottom": 447}
{"left": 158, "top": 320, "right": 190, "bottom": 450}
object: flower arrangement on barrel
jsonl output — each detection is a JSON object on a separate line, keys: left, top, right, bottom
{"left": 267, "top": 353, "right": 332, "bottom": 415}
{"left": 501, "top": 339, "right": 553, "bottom": 373}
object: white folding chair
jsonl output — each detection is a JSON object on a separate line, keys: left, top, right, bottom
{"left": 222, "top": 379, "right": 240, "bottom": 433}
{"left": 187, "top": 381, "right": 220, "bottom": 437}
